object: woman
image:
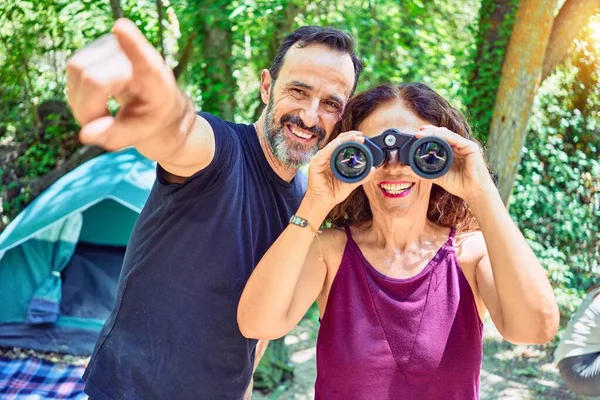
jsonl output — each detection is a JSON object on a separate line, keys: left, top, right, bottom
{"left": 238, "top": 83, "right": 559, "bottom": 399}
{"left": 554, "top": 284, "right": 600, "bottom": 398}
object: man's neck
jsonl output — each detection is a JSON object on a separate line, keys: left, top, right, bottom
{"left": 254, "top": 113, "right": 298, "bottom": 183}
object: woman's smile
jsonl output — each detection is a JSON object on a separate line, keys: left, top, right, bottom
{"left": 378, "top": 180, "right": 415, "bottom": 198}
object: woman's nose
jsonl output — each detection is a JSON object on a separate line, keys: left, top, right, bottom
{"left": 384, "top": 150, "right": 404, "bottom": 166}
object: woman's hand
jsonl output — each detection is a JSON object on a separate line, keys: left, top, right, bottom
{"left": 305, "top": 130, "right": 375, "bottom": 210}
{"left": 415, "top": 125, "right": 496, "bottom": 203}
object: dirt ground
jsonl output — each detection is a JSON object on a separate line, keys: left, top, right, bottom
{"left": 253, "top": 316, "right": 582, "bottom": 400}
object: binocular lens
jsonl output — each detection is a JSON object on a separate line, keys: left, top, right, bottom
{"left": 413, "top": 141, "right": 448, "bottom": 174}
{"left": 334, "top": 146, "right": 369, "bottom": 178}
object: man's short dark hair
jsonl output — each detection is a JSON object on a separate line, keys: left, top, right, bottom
{"left": 269, "top": 26, "right": 363, "bottom": 95}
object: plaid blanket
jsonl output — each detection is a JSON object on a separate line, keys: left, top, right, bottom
{"left": 0, "top": 356, "right": 87, "bottom": 399}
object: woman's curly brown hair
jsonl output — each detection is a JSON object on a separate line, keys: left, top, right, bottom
{"left": 328, "top": 83, "right": 482, "bottom": 233}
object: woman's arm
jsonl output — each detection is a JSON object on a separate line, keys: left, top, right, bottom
{"left": 468, "top": 185, "right": 560, "bottom": 345}
{"left": 238, "top": 130, "right": 372, "bottom": 340}
{"left": 237, "top": 196, "right": 331, "bottom": 340}
{"left": 415, "top": 125, "right": 559, "bottom": 345}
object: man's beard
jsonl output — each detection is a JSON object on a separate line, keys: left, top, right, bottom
{"left": 264, "top": 95, "right": 327, "bottom": 169}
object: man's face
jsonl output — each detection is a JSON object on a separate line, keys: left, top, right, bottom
{"left": 262, "top": 43, "right": 356, "bottom": 168}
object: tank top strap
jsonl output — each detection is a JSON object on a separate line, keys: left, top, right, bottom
{"left": 343, "top": 224, "right": 355, "bottom": 244}
{"left": 342, "top": 224, "right": 364, "bottom": 256}
{"left": 448, "top": 227, "right": 456, "bottom": 241}
{"left": 442, "top": 227, "right": 457, "bottom": 255}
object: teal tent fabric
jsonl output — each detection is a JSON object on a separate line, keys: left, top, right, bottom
{"left": 0, "top": 148, "right": 154, "bottom": 256}
{"left": 0, "top": 148, "right": 155, "bottom": 355}
{"left": 25, "top": 213, "right": 82, "bottom": 324}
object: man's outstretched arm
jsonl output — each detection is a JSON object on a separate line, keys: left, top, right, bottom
{"left": 66, "top": 18, "right": 215, "bottom": 179}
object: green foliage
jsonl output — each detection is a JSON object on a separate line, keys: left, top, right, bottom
{"left": 0, "top": 0, "right": 113, "bottom": 138}
{"left": 462, "top": 0, "right": 519, "bottom": 140}
{"left": 0, "top": 99, "right": 79, "bottom": 224}
{"left": 510, "top": 60, "right": 600, "bottom": 320}
{"left": 514, "top": 366, "right": 539, "bottom": 378}
{"left": 253, "top": 338, "right": 294, "bottom": 391}
{"left": 0, "top": 0, "right": 111, "bottom": 225}
{"left": 1, "top": 0, "right": 600, "bottom": 393}
{"left": 187, "top": 0, "right": 481, "bottom": 123}
{"left": 0, "top": 0, "right": 180, "bottom": 227}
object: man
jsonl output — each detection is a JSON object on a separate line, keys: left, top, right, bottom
{"left": 66, "top": 18, "right": 361, "bottom": 399}
{"left": 554, "top": 284, "right": 600, "bottom": 398}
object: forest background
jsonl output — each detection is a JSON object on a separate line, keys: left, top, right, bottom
{"left": 0, "top": 0, "right": 599, "bottom": 397}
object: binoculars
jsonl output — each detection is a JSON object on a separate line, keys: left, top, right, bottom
{"left": 330, "top": 129, "right": 453, "bottom": 183}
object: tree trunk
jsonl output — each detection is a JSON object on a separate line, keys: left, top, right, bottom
{"left": 486, "top": 0, "right": 558, "bottom": 205}
{"left": 251, "top": 2, "right": 303, "bottom": 121}
{"left": 541, "top": 0, "right": 600, "bottom": 82}
{"left": 109, "top": 0, "right": 124, "bottom": 20}
{"left": 156, "top": 0, "right": 165, "bottom": 58}
{"left": 197, "top": 2, "right": 236, "bottom": 121}
{"left": 173, "top": 32, "right": 197, "bottom": 80}
{"left": 463, "top": 0, "right": 519, "bottom": 139}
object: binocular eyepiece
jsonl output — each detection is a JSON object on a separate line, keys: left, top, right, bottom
{"left": 330, "top": 129, "right": 453, "bottom": 183}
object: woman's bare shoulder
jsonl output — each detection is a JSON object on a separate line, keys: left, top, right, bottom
{"left": 319, "top": 226, "right": 348, "bottom": 248}
{"left": 454, "top": 230, "right": 487, "bottom": 263}
{"left": 317, "top": 226, "right": 349, "bottom": 265}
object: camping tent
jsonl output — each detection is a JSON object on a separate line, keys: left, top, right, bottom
{"left": 0, "top": 148, "right": 155, "bottom": 356}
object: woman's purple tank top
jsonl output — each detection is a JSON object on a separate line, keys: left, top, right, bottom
{"left": 315, "top": 226, "right": 483, "bottom": 399}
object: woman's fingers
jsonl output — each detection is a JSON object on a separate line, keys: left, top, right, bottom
{"left": 306, "top": 131, "right": 368, "bottom": 204}
{"left": 313, "top": 130, "right": 365, "bottom": 164}
{"left": 416, "top": 125, "right": 478, "bottom": 153}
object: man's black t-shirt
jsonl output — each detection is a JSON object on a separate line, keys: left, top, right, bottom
{"left": 83, "top": 113, "right": 307, "bottom": 399}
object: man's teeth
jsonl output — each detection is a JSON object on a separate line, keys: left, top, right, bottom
{"left": 380, "top": 183, "right": 413, "bottom": 194}
{"left": 290, "top": 127, "right": 313, "bottom": 139}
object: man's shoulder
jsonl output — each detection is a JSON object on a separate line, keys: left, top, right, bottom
{"left": 199, "top": 112, "right": 253, "bottom": 135}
